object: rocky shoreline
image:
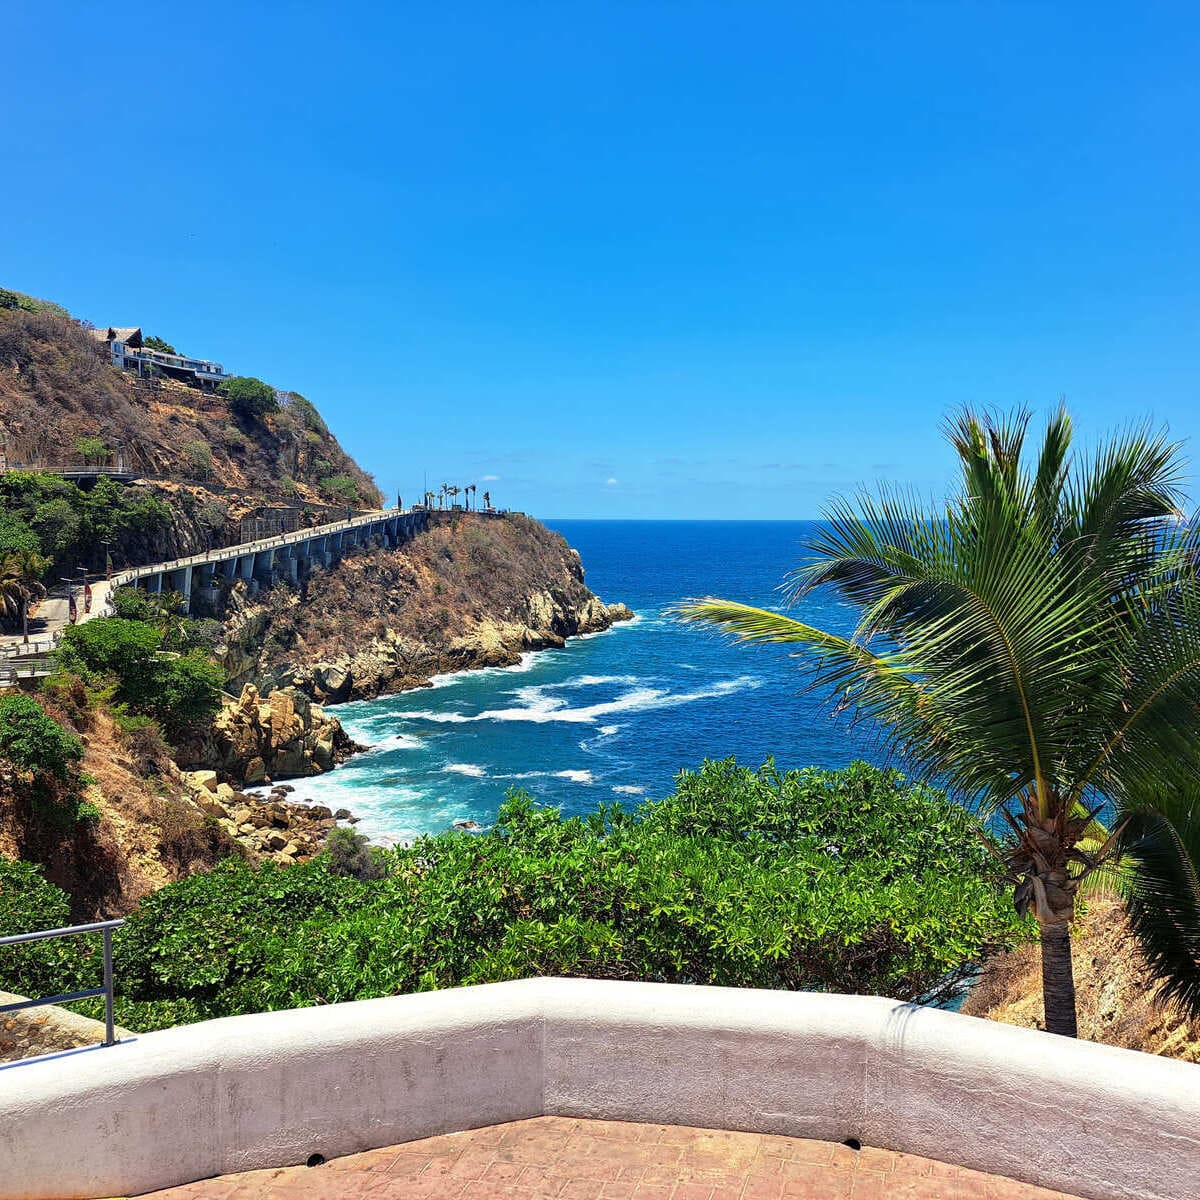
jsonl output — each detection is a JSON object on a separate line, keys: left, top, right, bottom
{"left": 296, "top": 597, "right": 635, "bottom": 703}
{"left": 176, "top": 683, "right": 361, "bottom": 787}
{"left": 180, "top": 768, "right": 360, "bottom": 864}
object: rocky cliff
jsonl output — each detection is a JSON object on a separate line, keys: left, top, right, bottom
{"left": 218, "top": 512, "right": 633, "bottom": 703}
{"left": 176, "top": 684, "right": 361, "bottom": 786}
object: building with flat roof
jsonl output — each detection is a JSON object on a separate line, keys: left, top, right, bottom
{"left": 88, "top": 325, "right": 229, "bottom": 390}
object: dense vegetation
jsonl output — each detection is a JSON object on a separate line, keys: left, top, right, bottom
{"left": 0, "top": 471, "right": 170, "bottom": 575}
{"left": 218, "top": 375, "right": 279, "bottom": 422}
{"left": 53, "top": 612, "right": 224, "bottom": 741}
{"left": 0, "top": 761, "right": 1024, "bottom": 1031}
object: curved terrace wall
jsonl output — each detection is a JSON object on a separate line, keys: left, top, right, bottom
{"left": 1, "top": 978, "right": 1198, "bottom": 1200}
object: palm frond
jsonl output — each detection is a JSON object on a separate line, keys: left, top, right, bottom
{"left": 1120, "top": 802, "right": 1200, "bottom": 1017}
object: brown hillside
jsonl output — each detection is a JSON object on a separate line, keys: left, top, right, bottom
{"left": 964, "top": 895, "right": 1200, "bottom": 1062}
{"left": 0, "top": 299, "right": 381, "bottom": 519}
{"left": 220, "top": 512, "right": 633, "bottom": 702}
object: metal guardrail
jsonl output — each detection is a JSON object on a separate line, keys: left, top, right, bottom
{"left": 0, "top": 919, "right": 125, "bottom": 1047}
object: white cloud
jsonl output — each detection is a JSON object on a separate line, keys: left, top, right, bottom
{"left": 605, "top": 477, "right": 618, "bottom": 486}
{"left": 481, "top": 474, "right": 500, "bottom": 481}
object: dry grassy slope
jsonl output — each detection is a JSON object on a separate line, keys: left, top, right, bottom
{"left": 0, "top": 299, "right": 381, "bottom": 556}
{"left": 0, "top": 689, "right": 231, "bottom": 920}
{"left": 963, "top": 895, "right": 1200, "bottom": 1062}
{"left": 221, "top": 513, "right": 633, "bottom": 701}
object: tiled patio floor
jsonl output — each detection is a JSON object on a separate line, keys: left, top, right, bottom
{"left": 132, "top": 1117, "right": 1086, "bottom": 1200}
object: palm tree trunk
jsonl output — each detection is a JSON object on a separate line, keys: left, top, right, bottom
{"left": 1039, "top": 920, "right": 1078, "bottom": 1037}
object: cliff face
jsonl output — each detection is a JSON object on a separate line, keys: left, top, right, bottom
{"left": 218, "top": 513, "right": 633, "bottom": 702}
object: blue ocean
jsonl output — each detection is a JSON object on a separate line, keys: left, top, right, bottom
{"left": 286, "top": 521, "right": 885, "bottom": 843}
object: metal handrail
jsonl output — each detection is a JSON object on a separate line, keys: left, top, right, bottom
{"left": 0, "top": 918, "right": 125, "bottom": 1047}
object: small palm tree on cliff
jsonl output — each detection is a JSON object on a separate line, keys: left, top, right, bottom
{"left": 676, "top": 408, "right": 1200, "bottom": 1035}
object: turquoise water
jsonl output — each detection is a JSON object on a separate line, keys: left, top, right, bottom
{"left": 282, "top": 521, "right": 884, "bottom": 843}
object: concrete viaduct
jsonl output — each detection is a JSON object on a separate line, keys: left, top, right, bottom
{"left": 109, "top": 507, "right": 432, "bottom": 615}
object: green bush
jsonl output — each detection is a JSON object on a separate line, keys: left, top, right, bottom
{"left": 0, "top": 472, "right": 170, "bottom": 576}
{"left": 326, "top": 827, "right": 388, "bottom": 880}
{"left": 0, "top": 761, "right": 1025, "bottom": 1031}
{"left": 181, "top": 440, "right": 213, "bottom": 480}
{"left": 0, "top": 511, "right": 40, "bottom": 557}
{"left": 0, "top": 693, "right": 82, "bottom": 783}
{"left": 142, "top": 335, "right": 176, "bottom": 354}
{"left": 320, "top": 474, "right": 359, "bottom": 503}
{"left": 73, "top": 436, "right": 108, "bottom": 464}
{"left": 218, "top": 376, "right": 279, "bottom": 422}
{"left": 53, "top": 617, "right": 223, "bottom": 739}
{"left": 0, "top": 860, "right": 88, "bottom": 999}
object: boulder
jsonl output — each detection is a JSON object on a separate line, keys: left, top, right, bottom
{"left": 243, "top": 757, "right": 269, "bottom": 785}
{"left": 185, "top": 770, "right": 219, "bottom": 794}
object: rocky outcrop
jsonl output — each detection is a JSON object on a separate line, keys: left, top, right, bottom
{"left": 176, "top": 684, "right": 361, "bottom": 786}
{"left": 178, "top": 770, "right": 355, "bottom": 864}
{"left": 296, "top": 596, "right": 634, "bottom": 703}
{"left": 217, "top": 513, "right": 635, "bottom": 704}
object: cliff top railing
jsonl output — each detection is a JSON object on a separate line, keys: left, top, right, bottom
{"left": 0, "top": 919, "right": 124, "bottom": 1048}
{"left": 2, "top": 977, "right": 1198, "bottom": 1200}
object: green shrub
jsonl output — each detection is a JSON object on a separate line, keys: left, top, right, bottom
{"left": 0, "top": 693, "right": 82, "bottom": 783}
{"left": 181, "top": 440, "right": 213, "bottom": 480}
{"left": 142, "top": 335, "right": 176, "bottom": 354}
{"left": 0, "top": 761, "right": 1025, "bottom": 1031}
{"left": 53, "top": 617, "right": 224, "bottom": 740}
{"left": 73, "top": 436, "right": 108, "bottom": 464}
{"left": 320, "top": 474, "right": 358, "bottom": 503}
{"left": 0, "top": 860, "right": 87, "bottom": 998}
{"left": 0, "top": 472, "right": 170, "bottom": 576}
{"left": 0, "top": 511, "right": 40, "bottom": 556}
{"left": 218, "top": 376, "right": 278, "bottom": 422}
{"left": 326, "top": 827, "right": 388, "bottom": 880}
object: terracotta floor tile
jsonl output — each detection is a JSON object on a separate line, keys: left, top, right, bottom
{"left": 132, "top": 1117, "right": 1085, "bottom": 1200}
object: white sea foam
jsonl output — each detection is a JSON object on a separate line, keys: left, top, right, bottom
{"left": 612, "top": 784, "right": 645, "bottom": 795}
{"left": 563, "top": 674, "right": 640, "bottom": 687}
{"left": 406, "top": 675, "right": 762, "bottom": 727}
{"left": 599, "top": 724, "right": 620, "bottom": 735}
{"left": 443, "top": 763, "right": 487, "bottom": 777}
{"left": 554, "top": 769, "right": 595, "bottom": 784}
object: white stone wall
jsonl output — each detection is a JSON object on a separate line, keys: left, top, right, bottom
{"left": 1, "top": 978, "right": 1198, "bottom": 1200}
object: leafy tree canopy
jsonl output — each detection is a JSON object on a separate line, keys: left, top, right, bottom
{"left": 218, "top": 376, "right": 279, "bottom": 422}
{"left": 54, "top": 616, "right": 224, "bottom": 739}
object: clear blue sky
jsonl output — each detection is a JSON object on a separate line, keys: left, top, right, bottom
{"left": 4, "top": 3, "right": 1198, "bottom": 518}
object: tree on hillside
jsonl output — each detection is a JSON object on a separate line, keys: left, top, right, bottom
{"left": 218, "top": 376, "right": 279, "bottom": 422}
{"left": 0, "top": 549, "right": 49, "bottom": 643}
{"left": 142, "top": 335, "right": 176, "bottom": 354}
{"left": 676, "top": 408, "right": 1200, "bottom": 1036}
{"left": 73, "top": 436, "right": 109, "bottom": 465}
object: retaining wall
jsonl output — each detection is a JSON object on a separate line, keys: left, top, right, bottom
{"left": 1, "top": 978, "right": 1198, "bottom": 1200}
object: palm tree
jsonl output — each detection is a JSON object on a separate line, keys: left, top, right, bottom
{"left": 0, "top": 550, "right": 50, "bottom": 644}
{"left": 676, "top": 408, "right": 1200, "bottom": 1036}
{"left": 423, "top": 490, "right": 436, "bottom": 509}
{"left": 483, "top": 490, "right": 491, "bottom": 510}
